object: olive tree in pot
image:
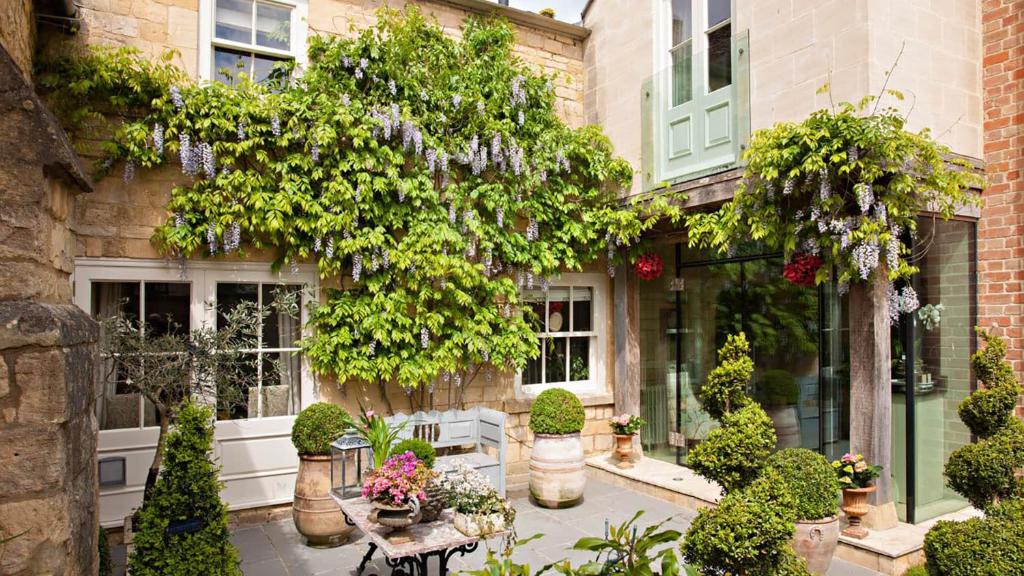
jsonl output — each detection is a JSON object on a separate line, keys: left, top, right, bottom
{"left": 291, "top": 402, "right": 353, "bottom": 547}
{"left": 528, "top": 388, "right": 587, "bottom": 509}
{"left": 767, "top": 448, "right": 841, "bottom": 575}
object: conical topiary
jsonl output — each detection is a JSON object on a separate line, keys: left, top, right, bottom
{"left": 128, "top": 402, "right": 240, "bottom": 575}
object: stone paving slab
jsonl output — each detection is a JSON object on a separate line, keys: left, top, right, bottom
{"left": 111, "top": 479, "right": 884, "bottom": 576}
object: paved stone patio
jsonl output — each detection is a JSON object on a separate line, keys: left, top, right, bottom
{"left": 112, "top": 479, "right": 883, "bottom": 575}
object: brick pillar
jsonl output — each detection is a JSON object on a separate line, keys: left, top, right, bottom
{"left": 0, "top": 40, "right": 98, "bottom": 574}
{"left": 980, "top": 0, "right": 1024, "bottom": 411}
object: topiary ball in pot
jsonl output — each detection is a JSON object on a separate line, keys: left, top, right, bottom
{"left": 528, "top": 388, "right": 587, "bottom": 509}
{"left": 391, "top": 438, "right": 445, "bottom": 522}
{"left": 768, "top": 448, "right": 840, "bottom": 575}
{"left": 291, "top": 402, "right": 353, "bottom": 547}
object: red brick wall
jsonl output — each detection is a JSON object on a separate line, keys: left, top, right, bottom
{"left": 979, "top": 0, "right": 1024, "bottom": 397}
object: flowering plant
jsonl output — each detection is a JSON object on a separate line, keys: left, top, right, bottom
{"left": 634, "top": 253, "right": 664, "bottom": 281}
{"left": 782, "top": 253, "right": 823, "bottom": 287}
{"left": 353, "top": 406, "right": 407, "bottom": 468}
{"left": 362, "top": 451, "right": 433, "bottom": 507}
{"left": 609, "top": 414, "right": 645, "bottom": 435}
{"left": 435, "top": 460, "right": 513, "bottom": 522}
{"left": 832, "top": 453, "right": 882, "bottom": 489}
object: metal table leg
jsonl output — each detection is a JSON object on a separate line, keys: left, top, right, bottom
{"left": 356, "top": 542, "right": 378, "bottom": 576}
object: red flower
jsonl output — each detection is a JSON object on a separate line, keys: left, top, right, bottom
{"left": 782, "top": 253, "right": 823, "bottom": 287}
{"left": 634, "top": 253, "right": 664, "bottom": 281}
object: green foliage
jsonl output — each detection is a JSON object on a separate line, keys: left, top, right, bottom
{"left": 686, "top": 93, "right": 983, "bottom": 287}
{"left": 756, "top": 369, "right": 799, "bottom": 407}
{"left": 98, "top": 528, "right": 112, "bottom": 576}
{"left": 460, "top": 534, "right": 553, "bottom": 576}
{"left": 291, "top": 402, "right": 352, "bottom": 455}
{"left": 923, "top": 503, "right": 1024, "bottom": 576}
{"left": 553, "top": 511, "right": 685, "bottom": 576}
{"left": 682, "top": 471, "right": 809, "bottom": 576}
{"left": 688, "top": 403, "right": 776, "bottom": 494}
{"left": 942, "top": 329, "right": 1024, "bottom": 511}
{"left": 38, "top": 8, "right": 682, "bottom": 394}
{"left": 767, "top": 448, "right": 839, "bottom": 520}
{"left": 128, "top": 402, "right": 240, "bottom": 575}
{"left": 354, "top": 407, "right": 408, "bottom": 468}
{"left": 391, "top": 438, "right": 437, "bottom": 469}
{"left": 528, "top": 388, "right": 585, "bottom": 434}
{"left": 698, "top": 333, "right": 753, "bottom": 420}
{"left": 903, "top": 567, "right": 928, "bottom": 576}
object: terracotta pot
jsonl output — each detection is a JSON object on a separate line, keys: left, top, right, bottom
{"left": 613, "top": 434, "right": 636, "bottom": 468}
{"left": 529, "top": 432, "right": 585, "bottom": 509}
{"left": 840, "top": 484, "right": 876, "bottom": 539}
{"left": 293, "top": 454, "right": 353, "bottom": 548}
{"left": 369, "top": 500, "right": 422, "bottom": 530}
{"left": 792, "top": 516, "right": 839, "bottom": 575}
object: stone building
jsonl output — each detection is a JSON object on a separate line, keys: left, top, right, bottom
{"left": 0, "top": 0, "right": 1020, "bottom": 574}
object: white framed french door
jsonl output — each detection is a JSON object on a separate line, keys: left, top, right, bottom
{"left": 74, "top": 258, "right": 318, "bottom": 526}
{"left": 656, "top": 0, "right": 740, "bottom": 182}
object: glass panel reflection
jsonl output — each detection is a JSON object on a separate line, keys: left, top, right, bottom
{"left": 215, "top": 0, "right": 253, "bottom": 44}
{"left": 256, "top": 1, "right": 290, "bottom": 50}
{"left": 707, "top": 24, "right": 732, "bottom": 92}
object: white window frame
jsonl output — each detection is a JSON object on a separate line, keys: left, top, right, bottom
{"left": 73, "top": 257, "right": 319, "bottom": 430}
{"left": 655, "top": 0, "right": 734, "bottom": 101}
{"left": 515, "top": 273, "right": 608, "bottom": 397}
{"left": 198, "top": 0, "right": 309, "bottom": 83}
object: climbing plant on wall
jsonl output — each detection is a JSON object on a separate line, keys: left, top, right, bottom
{"left": 38, "top": 7, "right": 681, "bottom": 405}
{"left": 685, "top": 88, "right": 982, "bottom": 321}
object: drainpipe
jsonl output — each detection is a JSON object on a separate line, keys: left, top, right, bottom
{"left": 36, "top": 0, "right": 83, "bottom": 34}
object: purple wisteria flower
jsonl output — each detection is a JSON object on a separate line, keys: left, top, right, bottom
{"left": 352, "top": 252, "right": 363, "bottom": 282}
{"left": 152, "top": 123, "right": 165, "bottom": 156}
{"left": 123, "top": 161, "right": 135, "bottom": 183}
{"left": 855, "top": 182, "right": 874, "bottom": 214}
{"left": 206, "top": 223, "right": 218, "bottom": 253}
{"left": 225, "top": 222, "right": 241, "bottom": 252}
{"left": 517, "top": 110, "right": 525, "bottom": 126}
{"left": 170, "top": 86, "right": 184, "bottom": 110}
{"left": 179, "top": 133, "right": 197, "bottom": 176}
{"left": 342, "top": 56, "right": 351, "bottom": 68}
{"left": 174, "top": 213, "right": 186, "bottom": 228}
{"left": 271, "top": 115, "right": 281, "bottom": 137}
{"left": 421, "top": 326, "right": 429, "bottom": 348}
{"left": 313, "top": 237, "right": 322, "bottom": 253}
{"left": 199, "top": 142, "right": 216, "bottom": 178}
{"left": 236, "top": 119, "right": 247, "bottom": 141}
{"left": 477, "top": 101, "right": 486, "bottom": 116}
{"left": 526, "top": 218, "right": 539, "bottom": 241}
{"left": 448, "top": 202, "right": 457, "bottom": 224}
{"left": 425, "top": 149, "right": 437, "bottom": 173}
{"left": 847, "top": 146, "right": 859, "bottom": 163}
{"left": 325, "top": 237, "right": 334, "bottom": 259}
{"left": 818, "top": 169, "right": 831, "bottom": 201}
{"left": 368, "top": 340, "right": 376, "bottom": 356}
{"left": 886, "top": 226, "right": 902, "bottom": 272}
{"left": 452, "top": 93, "right": 462, "bottom": 108}
{"left": 388, "top": 79, "right": 397, "bottom": 96}
{"left": 413, "top": 130, "right": 422, "bottom": 156}
{"left": 852, "top": 242, "right": 880, "bottom": 280}
{"left": 495, "top": 207, "right": 504, "bottom": 228}
{"left": 510, "top": 75, "right": 526, "bottom": 107}
{"left": 782, "top": 178, "right": 794, "bottom": 196}
{"left": 341, "top": 93, "right": 351, "bottom": 106}
{"left": 310, "top": 143, "right": 320, "bottom": 163}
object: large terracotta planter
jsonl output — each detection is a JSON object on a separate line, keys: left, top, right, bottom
{"left": 793, "top": 516, "right": 839, "bottom": 575}
{"left": 529, "top": 432, "right": 585, "bottom": 509}
{"left": 613, "top": 434, "right": 636, "bottom": 468}
{"left": 293, "top": 454, "right": 353, "bottom": 547}
{"left": 841, "top": 484, "right": 875, "bottom": 539}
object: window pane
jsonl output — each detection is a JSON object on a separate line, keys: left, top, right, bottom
{"left": 256, "top": 1, "right": 290, "bottom": 50}
{"left": 92, "top": 281, "right": 140, "bottom": 324}
{"left": 545, "top": 337, "right": 567, "bottom": 383}
{"left": 93, "top": 282, "right": 141, "bottom": 431}
{"left": 548, "top": 288, "right": 569, "bottom": 332}
{"left": 144, "top": 282, "right": 190, "bottom": 337}
{"left": 262, "top": 284, "right": 302, "bottom": 349}
{"left": 213, "top": 47, "right": 252, "bottom": 85}
{"left": 253, "top": 54, "right": 288, "bottom": 84}
{"left": 671, "top": 43, "right": 693, "bottom": 106}
{"left": 524, "top": 290, "right": 546, "bottom": 332}
{"left": 570, "top": 337, "right": 590, "bottom": 381}
{"left": 259, "top": 352, "right": 300, "bottom": 416}
{"left": 671, "top": 0, "right": 692, "bottom": 45}
{"left": 217, "top": 282, "right": 258, "bottom": 331}
{"left": 217, "top": 352, "right": 258, "bottom": 420}
{"left": 572, "top": 287, "right": 593, "bottom": 332}
{"left": 215, "top": 0, "right": 253, "bottom": 44}
{"left": 708, "top": 0, "right": 730, "bottom": 28}
{"left": 707, "top": 23, "right": 732, "bottom": 92}
{"left": 524, "top": 343, "right": 543, "bottom": 385}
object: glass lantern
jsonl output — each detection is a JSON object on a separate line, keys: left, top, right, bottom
{"left": 330, "top": 431, "right": 372, "bottom": 500}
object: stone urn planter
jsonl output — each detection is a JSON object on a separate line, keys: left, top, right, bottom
{"left": 453, "top": 511, "right": 507, "bottom": 537}
{"left": 369, "top": 499, "right": 422, "bottom": 530}
{"left": 293, "top": 454, "right": 353, "bottom": 547}
{"left": 613, "top": 434, "right": 636, "bottom": 468}
{"left": 840, "top": 484, "right": 875, "bottom": 539}
{"left": 793, "top": 516, "right": 840, "bottom": 575}
{"left": 529, "top": 432, "right": 586, "bottom": 508}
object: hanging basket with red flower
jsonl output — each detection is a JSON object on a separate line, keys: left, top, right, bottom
{"left": 782, "top": 253, "right": 824, "bottom": 287}
{"left": 634, "top": 252, "right": 664, "bottom": 281}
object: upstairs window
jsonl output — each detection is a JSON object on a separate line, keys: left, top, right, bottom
{"left": 200, "top": 0, "right": 308, "bottom": 84}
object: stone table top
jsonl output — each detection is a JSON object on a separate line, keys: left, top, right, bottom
{"left": 334, "top": 496, "right": 507, "bottom": 560}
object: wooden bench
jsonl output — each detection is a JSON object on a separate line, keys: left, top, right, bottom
{"left": 386, "top": 407, "right": 507, "bottom": 496}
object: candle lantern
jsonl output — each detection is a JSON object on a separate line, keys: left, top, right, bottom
{"left": 330, "top": 431, "right": 371, "bottom": 500}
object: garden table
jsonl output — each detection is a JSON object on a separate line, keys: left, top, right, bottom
{"left": 335, "top": 496, "right": 507, "bottom": 576}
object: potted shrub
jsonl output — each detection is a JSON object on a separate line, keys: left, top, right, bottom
{"left": 390, "top": 438, "right": 445, "bottom": 522}
{"left": 291, "top": 402, "right": 353, "bottom": 547}
{"left": 528, "top": 388, "right": 587, "bottom": 508}
{"left": 362, "top": 452, "right": 432, "bottom": 531}
{"left": 768, "top": 448, "right": 841, "bottom": 575}
{"left": 439, "top": 460, "right": 514, "bottom": 537}
{"left": 832, "top": 453, "right": 882, "bottom": 539}
{"left": 609, "top": 414, "right": 645, "bottom": 468}
{"left": 756, "top": 369, "right": 801, "bottom": 449}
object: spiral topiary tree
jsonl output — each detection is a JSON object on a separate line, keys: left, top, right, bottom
{"left": 922, "top": 329, "right": 1024, "bottom": 575}
{"left": 37, "top": 7, "right": 681, "bottom": 411}
{"left": 681, "top": 333, "right": 810, "bottom": 576}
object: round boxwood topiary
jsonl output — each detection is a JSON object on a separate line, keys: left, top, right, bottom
{"left": 391, "top": 438, "right": 437, "bottom": 469}
{"left": 766, "top": 448, "right": 839, "bottom": 520}
{"left": 529, "top": 388, "right": 585, "bottom": 435}
{"left": 922, "top": 502, "right": 1024, "bottom": 576}
{"left": 291, "top": 402, "right": 352, "bottom": 456}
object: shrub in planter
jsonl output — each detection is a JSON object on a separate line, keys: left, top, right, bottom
{"left": 529, "top": 388, "right": 586, "bottom": 435}
{"left": 291, "top": 402, "right": 353, "bottom": 547}
{"left": 922, "top": 501, "right": 1024, "bottom": 576}
{"left": 391, "top": 438, "right": 437, "bottom": 470}
{"left": 529, "top": 388, "right": 587, "bottom": 508}
{"left": 128, "top": 402, "right": 240, "bottom": 576}
{"left": 688, "top": 403, "right": 776, "bottom": 494}
{"left": 768, "top": 448, "right": 840, "bottom": 575}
